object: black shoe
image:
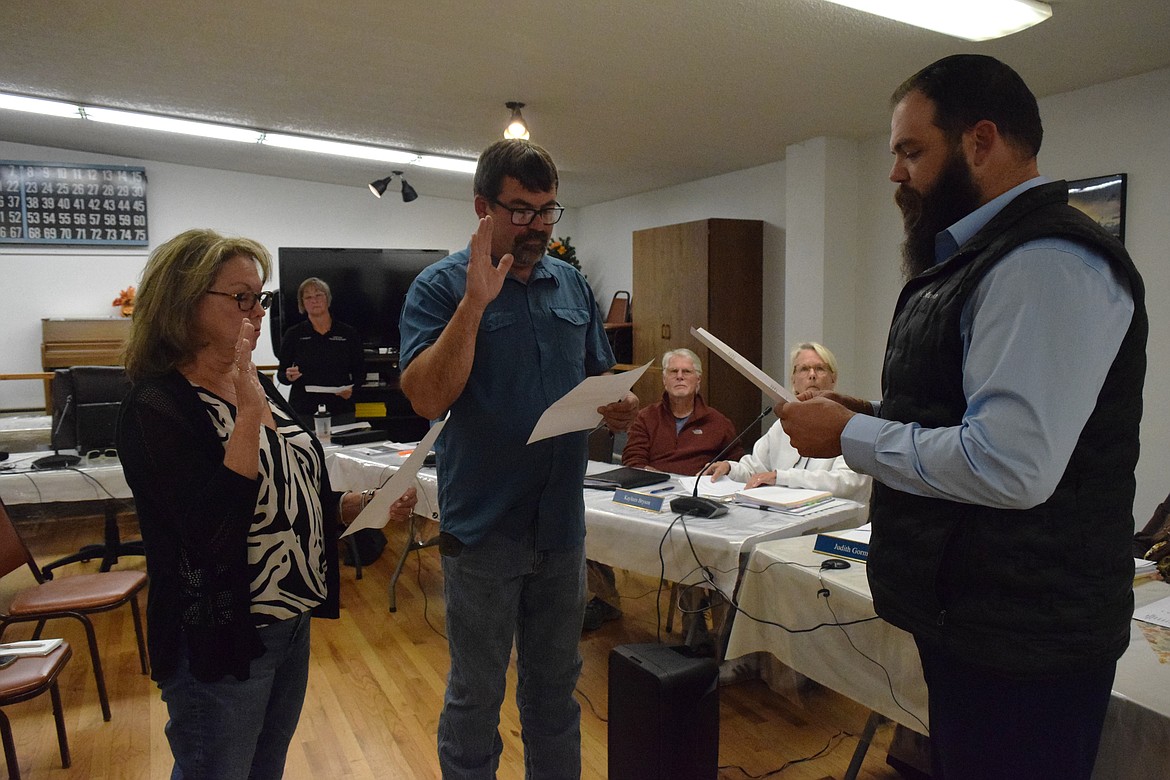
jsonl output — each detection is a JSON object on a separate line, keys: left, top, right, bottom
{"left": 582, "top": 597, "right": 622, "bottom": 631}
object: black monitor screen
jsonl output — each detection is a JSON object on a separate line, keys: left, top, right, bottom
{"left": 273, "top": 247, "right": 447, "bottom": 352}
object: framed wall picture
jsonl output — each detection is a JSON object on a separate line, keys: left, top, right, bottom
{"left": 0, "top": 160, "right": 149, "bottom": 246}
{"left": 1067, "top": 174, "right": 1127, "bottom": 243}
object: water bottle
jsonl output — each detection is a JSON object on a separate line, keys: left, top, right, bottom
{"left": 313, "top": 404, "right": 331, "bottom": 443}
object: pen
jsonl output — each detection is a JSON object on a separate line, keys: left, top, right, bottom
{"left": 648, "top": 486, "right": 675, "bottom": 494}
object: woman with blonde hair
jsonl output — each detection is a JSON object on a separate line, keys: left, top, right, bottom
{"left": 118, "top": 228, "right": 414, "bottom": 780}
{"left": 704, "top": 341, "right": 870, "bottom": 505}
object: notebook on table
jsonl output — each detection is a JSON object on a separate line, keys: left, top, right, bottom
{"left": 584, "top": 467, "right": 671, "bottom": 490}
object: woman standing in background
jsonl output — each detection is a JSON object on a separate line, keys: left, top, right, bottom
{"left": 277, "top": 277, "right": 365, "bottom": 426}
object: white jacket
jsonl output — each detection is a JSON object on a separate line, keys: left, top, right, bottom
{"left": 725, "top": 422, "right": 871, "bottom": 507}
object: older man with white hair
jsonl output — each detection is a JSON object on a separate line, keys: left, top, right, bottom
{"left": 583, "top": 347, "right": 742, "bottom": 631}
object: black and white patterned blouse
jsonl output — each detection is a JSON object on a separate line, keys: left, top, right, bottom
{"left": 195, "top": 386, "right": 329, "bottom": 625}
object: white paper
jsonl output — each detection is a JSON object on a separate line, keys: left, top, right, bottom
{"left": 527, "top": 362, "right": 652, "bottom": 444}
{"left": 305, "top": 384, "right": 353, "bottom": 394}
{"left": 331, "top": 421, "right": 371, "bottom": 433}
{"left": 0, "top": 638, "right": 64, "bottom": 657}
{"left": 341, "top": 420, "right": 444, "bottom": 537}
{"left": 691, "top": 327, "right": 796, "bottom": 404}
{"left": 1133, "top": 594, "right": 1170, "bottom": 629}
{"left": 677, "top": 475, "right": 747, "bottom": 498}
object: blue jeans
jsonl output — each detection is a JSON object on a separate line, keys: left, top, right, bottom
{"left": 159, "top": 611, "right": 312, "bottom": 780}
{"left": 438, "top": 528, "right": 586, "bottom": 779}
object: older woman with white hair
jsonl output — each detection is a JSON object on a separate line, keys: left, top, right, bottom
{"left": 704, "top": 341, "right": 870, "bottom": 506}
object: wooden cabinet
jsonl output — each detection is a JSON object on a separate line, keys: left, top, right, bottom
{"left": 632, "top": 218, "right": 764, "bottom": 446}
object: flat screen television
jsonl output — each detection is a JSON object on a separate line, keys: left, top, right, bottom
{"left": 272, "top": 247, "right": 448, "bottom": 353}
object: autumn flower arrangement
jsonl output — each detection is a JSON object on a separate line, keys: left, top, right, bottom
{"left": 112, "top": 286, "right": 136, "bottom": 317}
{"left": 548, "top": 236, "right": 583, "bottom": 275}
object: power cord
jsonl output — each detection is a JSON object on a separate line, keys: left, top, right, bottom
{"left": 821, "top": 584, "right": 927, "bottom": 734}
{"left": 719, "top": 730, "right": 850, "bottom": 777}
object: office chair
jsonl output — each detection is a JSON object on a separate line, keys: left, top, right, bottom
{"left": 0, "top": 643, "right": 73, "bottom": 778}
{"left": 0, "top": 498, "right": 149, "bottom": 721}
{"left": 40, "top": 366, "right": 145, "bottom": 579}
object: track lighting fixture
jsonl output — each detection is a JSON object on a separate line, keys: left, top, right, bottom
{"left": 368, "top": 170, "right": 419, "bottom": 202}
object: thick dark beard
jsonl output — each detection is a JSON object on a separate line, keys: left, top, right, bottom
{"left": 510, "top": 230, "right": 551, "bottom": 268}
{"left": 896, "top": 147, "right": 982, "bottom": 280}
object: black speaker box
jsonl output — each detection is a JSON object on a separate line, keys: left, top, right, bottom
{"left": 608, "top": 643, "right": 719, "bottom": 780}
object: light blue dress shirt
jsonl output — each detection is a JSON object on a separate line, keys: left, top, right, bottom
{"left": 842, "top": 177, "right": 1135, "bottom": 509}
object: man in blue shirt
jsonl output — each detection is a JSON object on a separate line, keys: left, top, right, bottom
{"left": 399, "top": 139, "right": 638, "bottom": 779}
{"left": 779, "top": 55, "right": 1146, "bottom": 779}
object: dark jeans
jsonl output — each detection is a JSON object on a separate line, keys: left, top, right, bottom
{"left": 159, "top": 612, "right": 312, "bottom": 780}
{"left": 437, "top": 528, "right": 586, "bottom": 779}
{"left": 914, "top": 635, "right": 1116, "bottom": 780}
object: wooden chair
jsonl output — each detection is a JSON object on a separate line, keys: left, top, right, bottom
{"left": 0, "top": 643, "right": 73, "bottom": 779}
{"left": 0, "top": 499, "right": 149, "bottom": 721}
{"left": 603, "top": 291, "right": 633, "bottom": 364}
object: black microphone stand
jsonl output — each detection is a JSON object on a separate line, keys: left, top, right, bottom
{"left": 32, "top": 393, "right": 81, "bottom": 470}
{"left": 670, "top": 405, "right": 773, "bottom": 518}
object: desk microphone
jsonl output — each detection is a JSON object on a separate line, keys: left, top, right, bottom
{"left": 32, "top": 393, "right": 82, "bottom": 470}
{"left": 670, "top": 405, "right": 773, "bottom": 518}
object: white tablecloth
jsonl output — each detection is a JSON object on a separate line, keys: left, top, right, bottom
{"left": 726, "top": 535, "right": 1170, "bottom": 780}
{"left": 328, "top": 452, "right": 865, "bottom": 596}
{"left": 1, "top": 444, "right": 384, "bottom": 508}
{"left": 0, "top": 451, "right": 131, "bottom": 505}
{"left": 581, "top": 483, "right": 863, "bottom": 594}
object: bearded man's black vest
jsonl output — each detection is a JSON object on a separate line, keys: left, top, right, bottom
{"left": 869, "top": 180, "right": 1147, "bottom": 678}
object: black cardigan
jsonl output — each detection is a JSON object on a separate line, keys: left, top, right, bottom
{"left": 117, "top": 369, "right": 341, "bottom": 683}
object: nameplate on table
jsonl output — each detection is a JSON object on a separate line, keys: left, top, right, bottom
{"left": 813, "top": 525, "right": 871, "bottom": 563}
{"left": 613, "top": 488, "right": 671, "bottom": 512}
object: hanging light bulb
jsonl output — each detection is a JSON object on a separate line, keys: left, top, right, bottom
{"left": 503, "top": 101, "right": 530, "bottom": 140}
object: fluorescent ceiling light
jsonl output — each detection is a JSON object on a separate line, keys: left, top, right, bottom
{"left": 84, "top": 106, "right": 263, "bottom": 143}
{"left": 261, "top": 133, "right": 418, "bottom": 164}
{"left": 0, "top": 93, "right": 81, "bottom": 118}
{"left": 0, "top": 90, "right": 477, "bottom": 175}
{"left": 414, "top": 155, "right": 479, "bottom": 174}
{"left": 822, "top": 0, "right": 1052, "bottom": 41}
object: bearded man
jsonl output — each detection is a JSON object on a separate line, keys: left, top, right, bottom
{"left": 777, "top": 54, "right": 1146, "bottom": 780}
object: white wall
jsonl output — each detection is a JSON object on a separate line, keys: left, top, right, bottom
{"left": 0, "top": 139, "right": 475, "bottom": 409}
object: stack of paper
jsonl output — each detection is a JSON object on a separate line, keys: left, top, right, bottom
{"left": 0, "top": 638, "right": 64, "bottom": 657}
{"left": 676, "top": 475, "right": 746, "bottom": 499}
{"left": 1135, "top": 557, "right": 1159, "bottom": 579}
{"left": 734, "top": 485, "right": 833, "bottom": 510}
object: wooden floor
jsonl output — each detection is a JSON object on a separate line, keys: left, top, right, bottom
{"left": 1, "top": 506, "right": 906, "bottom": 779}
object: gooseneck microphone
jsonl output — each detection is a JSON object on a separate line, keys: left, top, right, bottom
{"left": 670, "top": 405, "right": 774, "bottom": 518}
{"left": 32, "top": 394, "right": 82, "bottom": 470}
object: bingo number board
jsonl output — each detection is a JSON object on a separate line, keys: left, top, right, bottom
{"left": 0, "top": 161, "right": 148, "bottom": 246}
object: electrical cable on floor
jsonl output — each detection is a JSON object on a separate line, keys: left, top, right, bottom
{"left": 719, "top": 729, "right": 849, "bottom": 777}
{"left": 574, "top": 685, "right": 607, "bottom": 723}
